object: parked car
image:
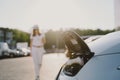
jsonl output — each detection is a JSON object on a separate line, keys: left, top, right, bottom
{"left": 9, "top": 49, "right": 20, "bottom": 58}
{"left": 17, "top": 48, "right": 30, "bottom": 56}
{"left": 21, "top": 48, "right": 30, "bottom": 56}
{"left": 56, "top": 31, "right": 120, "bottom": 80}
{"left": 84, "top": 35, "right": 103, "bottom": 43}
{"left": 0, "top": 42, "right": 20, "bottom": 58}
{"left": 16, "top": 48, "right": 25, "bottom": 57}
{"left": 0, "top": 42, "right": 10, "bottom": 58}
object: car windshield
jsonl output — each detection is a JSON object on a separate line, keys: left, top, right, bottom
{"left": 87, "top": 31, "right": 120, "bottom": 55}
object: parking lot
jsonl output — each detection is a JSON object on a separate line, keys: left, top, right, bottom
{"left": 0, "top": 53, "right": 67, "bottom": 80}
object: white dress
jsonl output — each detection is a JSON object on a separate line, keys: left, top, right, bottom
{"left": 30, "top": 34, "right": 45, "bottom": 77}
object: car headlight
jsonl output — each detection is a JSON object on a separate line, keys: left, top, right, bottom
{"left": 17, "top": 51, "right": 19, "bottom": 54}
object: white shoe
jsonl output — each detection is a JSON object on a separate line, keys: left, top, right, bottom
{"left": 35, "top": 78, "right": 40, "bottom": 80}
{"left": 35, "top": 76, "right": 40, "bottom": 80}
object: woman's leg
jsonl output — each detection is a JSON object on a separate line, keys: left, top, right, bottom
{"left": 36, "top": 48, "right": 44, "bottom": 79}
{"left": 32, "top": 47, "right": 40, "bottom": 79}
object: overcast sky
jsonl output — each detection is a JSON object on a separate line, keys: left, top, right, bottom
{"left": 0, "top": 0, "right": 114, "bottom": 32}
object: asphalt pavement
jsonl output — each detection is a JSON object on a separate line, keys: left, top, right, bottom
{"left": 0, "top": 53, "right": 68, "bottom": 80}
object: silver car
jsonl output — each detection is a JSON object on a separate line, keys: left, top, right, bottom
{"left": 0, "top": 42, "right": 19, "bottom": 58}
{"left": 0, "top": 42, "right": 10, "bottom": 58}
{"left": 56, "top": 31, "right": 120, "bottom": 80}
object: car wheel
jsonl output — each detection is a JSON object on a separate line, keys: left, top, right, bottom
{"left": 27, "top": 53, "right": 30, "bottom": 56}
{"left": 1, "top": 52, "right": 5, "bottom": 58}
{"left": 9, "top": 53, "right": 14, "bottom": 58}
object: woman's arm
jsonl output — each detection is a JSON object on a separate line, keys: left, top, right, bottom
{"left": 30, "top": 39, "right": 33, "bottom": 50}
{"left": 42, "top": 37, "right": 46, "bottom": 44}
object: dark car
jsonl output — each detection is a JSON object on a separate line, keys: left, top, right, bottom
{"left": 56, "top": 31, "right": 120, "bottom": 80}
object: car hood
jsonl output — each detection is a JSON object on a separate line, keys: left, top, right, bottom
{"left": 63, "top": 31, "right": 91, "bottom": 55}
{"left": 87, "top": 31, "right": 120, "bottom": 55}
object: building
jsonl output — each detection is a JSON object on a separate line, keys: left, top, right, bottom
{"left": 0, "top": 30, "right": 4, "bottom": 42}
{"left": 0, "top": 28, "right": 14, "bottom": 48}
{"left": 114, "top": 0, "right": 120, "bottom": 30}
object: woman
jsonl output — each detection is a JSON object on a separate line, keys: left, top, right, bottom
{"left": 30, "top": 25, "right": 46, "bottom": 80}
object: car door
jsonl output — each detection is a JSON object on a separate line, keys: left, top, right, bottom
{"left": 75, "top": 53, "right": 120, "bottom": 80}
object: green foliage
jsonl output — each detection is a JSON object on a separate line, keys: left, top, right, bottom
{"left": 0, "top": 27, "right": 30, "bottom": 43}
{"left": 45, "top": 28, "right": 115, "bottom": 49}
{"left": 12, "top": 29, "right": 30, "bottom": 42}
{"left": 0, "top": 27, "right": 115, "bottom": 49}
{"left": 73, "top": 28, "right": 115, "bottom": 36}
{"left": 44, "top": 29, "right": 65, "bottom": 49}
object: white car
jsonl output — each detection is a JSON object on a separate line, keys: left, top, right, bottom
{"left": 17, "top": 48, "right": 30, "bottom": 56}
{"left": 0, "top": 42, "right": 10, "bottom": 58}
{"left": 0, "top": 42, "right": 20, "bottom": 58}
{"left": 84, "top": 35, "right": 103, "bottom": 43}
{"left": 9, "top": 49, "right": 20, "bottom": 58}
{"left": 56, "top": 31, "right": 120, "bottom": 80}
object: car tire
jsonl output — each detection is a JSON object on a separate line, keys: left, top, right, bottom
{"left": 1, "top": 52, "right": 5, "bottom": 58}
{"left": 9, "top": 53, "right": 14, "bottom": 58}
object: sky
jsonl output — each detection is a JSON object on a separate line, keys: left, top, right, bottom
{"left": 0, "top": 0, "right": 114, "bottom": 32}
